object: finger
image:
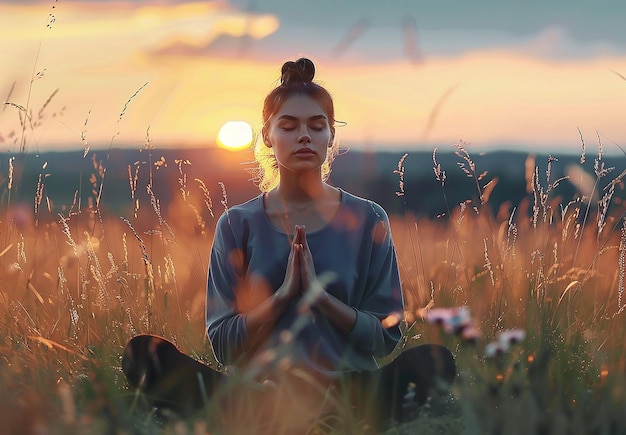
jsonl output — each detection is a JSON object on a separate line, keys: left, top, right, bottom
{"left": 294, "top": 243, "right": 302, "bottom": 266}
{"left": 289, "top": 225, "right": 297, "bottom": 246}
{"left": 290, "top": 243, "right": 301, "bottom": 277}
{"left": 301, "top": 242, "right": 314, "bottom": 272}
{"left": 294, "top": 225, "right": 303, "bottom": 245}
{"left": 297, "top": 244, "right": 309, "bottom": 288}
{"left": 299, "top": 225, "right": 310, "bottom": 253}
{"left": 283, "top": 243, "right": 299, "bottom": 291}
{"left": 286, "top": 239, "right": 301, "bottom": 278}
{"left": 299, "top": 245, "right": 314, "bottom": 276}
{"left": 295, "top": 244, "right": 305, "bottom": 289}
{"left": 287, "top": 238, "right": 297, "bottom": 264}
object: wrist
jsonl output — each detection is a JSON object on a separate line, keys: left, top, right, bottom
{"left": 273, "top": 287, "right": 294, "bottom": 305}
{"left": 312, "top": 288, "right": 331, "bottom": 309}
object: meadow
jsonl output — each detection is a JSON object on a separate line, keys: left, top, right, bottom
{"left": 3, "top": 1, "right": 626, "bottom": 431}
{"left": 0, "top": 119, "right": 625, "bottom": 434}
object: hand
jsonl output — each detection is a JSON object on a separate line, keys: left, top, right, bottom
{"left": 243, "top": 233, "right": 302, "bottom": 330}
{"left": 294, "top": 225, "right": 326, "bottom": 311}
{"left": 295, "top": 225, "right": 318, "bottom": 294}
{"left": 275, "top": 228, "right": 304, "bottom": 301}
{"left": 292, "top": 225, "right": 357, "bottom": 333}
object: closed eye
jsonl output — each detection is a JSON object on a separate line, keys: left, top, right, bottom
{"left": 310, "top": 121, "right": 328, "bottom": 131}
{"left": 278, "top": 122, "right": 297, "bottom": 131}
{"left": 275, "top": 114, "right": 329, "bottom": 132}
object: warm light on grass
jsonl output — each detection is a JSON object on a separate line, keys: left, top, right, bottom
{"left": 1, "top": 141, "right": 626, "bottom": 433}
{"left": 216, "top": 121, "right": 253, "bottom": 151}
{"left": 2, "top": 55, "right": 626, "bottom": 431}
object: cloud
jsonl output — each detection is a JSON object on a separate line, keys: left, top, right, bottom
{"left": 151, "top": 10, "right": 279, "bottom": 57}
{"left": 3, "top": 1, "right": 626, "bottom": 153}
{"left": 516, "top": 25, "right": 625, "bottom": 60}
{"left": 0, "top": 1, "right": 280, "bottom": 149}
{"left": 2, "top": 2, "right": 278, "bottom": 60}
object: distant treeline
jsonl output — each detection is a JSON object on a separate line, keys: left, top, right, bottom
{"left": 331, "top": 148, "right": 626, "bottom": 219}
{"left": 1, "top": 147, "right": 625, "bottom": 221}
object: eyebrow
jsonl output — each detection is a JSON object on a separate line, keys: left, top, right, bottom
{"left": 276, "top": 114, "right": 328, "bottom": 122}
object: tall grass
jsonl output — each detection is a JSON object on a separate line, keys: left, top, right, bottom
{"left": 0, "top": 124, "right": 624, "bottom": 432}
{"left": 394, "top": 143, "right": 626, "bottom": 434}
{"left": 2, "top": 9, "right": 626, "bottom": 429}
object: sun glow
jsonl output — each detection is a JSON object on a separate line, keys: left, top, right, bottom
{"left": 217, "top": 121, "right": 254, "bottom": 151}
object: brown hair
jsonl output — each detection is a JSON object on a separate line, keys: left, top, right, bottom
{"left": 253, "top": 58, "right": 338, "bottom": 192}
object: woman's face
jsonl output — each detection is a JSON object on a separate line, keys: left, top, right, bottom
{"left": 265, "top": 94, "right": 333, "bottom": 176}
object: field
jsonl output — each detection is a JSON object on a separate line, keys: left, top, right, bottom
{"left": 0, "top": 135, "right": 625, "bottom": 434}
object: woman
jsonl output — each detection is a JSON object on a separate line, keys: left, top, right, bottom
{"left": 206, "top": 58, "right": 402, "bottom": 377}
{"left": 123, "top": 58, "right": 455, "bottom": 430}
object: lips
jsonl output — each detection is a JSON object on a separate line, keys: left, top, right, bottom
{"left": 295, "top": 148, "right": 316, "bottom": 155}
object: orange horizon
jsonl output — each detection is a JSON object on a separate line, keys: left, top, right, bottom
{"left": 2, "top": 2, "right": 626, "bottom": 154}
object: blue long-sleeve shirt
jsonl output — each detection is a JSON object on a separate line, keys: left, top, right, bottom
{"left": 205, "top": 189, "right": 404, "bottom": 375}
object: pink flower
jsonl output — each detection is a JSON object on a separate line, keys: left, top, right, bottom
{"left": 427, "top": 306, "right": 473, "bottom": 336}
{"left": 425, "top": 308, "right": 453, "bottom": 325}
{"left": 461, "top": 325, "right": 481, "bottom": 342}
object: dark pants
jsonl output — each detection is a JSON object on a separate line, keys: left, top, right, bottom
{"left": 122, "top": 335, "right": 455, "bottom": 431}
{"left": 345, "top": 344, "right": 456, "bottom": 425}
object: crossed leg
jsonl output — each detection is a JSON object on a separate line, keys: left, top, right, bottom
{"left": 122, "top": 336, "right": 456, "bottom": 429}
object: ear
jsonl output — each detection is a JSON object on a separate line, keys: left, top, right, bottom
{"left": 262, "top": 128, "right": 271, "bottom": 147}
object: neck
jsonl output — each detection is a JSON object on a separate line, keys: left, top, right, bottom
{"left": 276, "top": 171, "right": 326, "bottom": 204}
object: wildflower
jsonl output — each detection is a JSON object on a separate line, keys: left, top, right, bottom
{"left": 461, "top": 325, "right": 481, "bottom": 343}
{"left": 425, "top": 308, "right": 453, "bottom": 325}
{"left": 444, "top": 306, "right": 472, "bottom": 334}
{"left": 497, "top": 329, "right": 526, "bottom": 346}
{"left": 485, "top": 329, "right": 526, "bottom": 358}
{"left": 426, "top": 306, "right": 475, "bottom": 340}
{"left": 485, "top": 341, "right": 506, "bottom": 358}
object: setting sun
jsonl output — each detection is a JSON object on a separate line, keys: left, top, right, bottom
{"left": 217, "top": 121, "right": 254, "bottom": 151}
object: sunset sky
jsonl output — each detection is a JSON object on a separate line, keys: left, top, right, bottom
{"left": 1, "top": 0, "right": 625, "bottom": 154}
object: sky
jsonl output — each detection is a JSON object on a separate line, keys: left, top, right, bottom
{"left": 1, "top": 0, "right": 626, "bottom": 154}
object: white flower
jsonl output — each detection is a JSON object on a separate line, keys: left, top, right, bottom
{"left": 497, "top": 329, "right": 526, "bottom": 346}
{"left": 485, "top": 329, "right": 526, "bottom": 358}
{"left": 485, "top": 341, "right": 507, "bottom": 358}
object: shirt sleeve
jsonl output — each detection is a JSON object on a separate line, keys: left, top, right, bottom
{"left": 345, "top": 206, "right": 404, "bottom": 359}
{"left": 205, "top": 212, "right": 249, "bottom": 366}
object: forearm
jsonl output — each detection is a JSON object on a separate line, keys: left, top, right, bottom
{"left": 208, "top": 291, "right": 293, "bottom": 365}
{"left": 310, "top": 286, "right": 400, "bottom": 357}
{"left": 244, "top": 289, "right": 293, "bottom": 331}
{"left": 313, "top": 291, "right": 357, "bottom": 335}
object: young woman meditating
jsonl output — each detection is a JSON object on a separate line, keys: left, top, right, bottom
{"left": 123, "top": 58, "right": 455, "bottom": 432}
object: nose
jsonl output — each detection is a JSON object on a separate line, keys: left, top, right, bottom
{"left": 297, "top": 125, "right": 311, "bottom": 144}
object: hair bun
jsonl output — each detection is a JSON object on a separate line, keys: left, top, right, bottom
{"left": 280, "top": 58, "right": 315, "bottom": 85}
